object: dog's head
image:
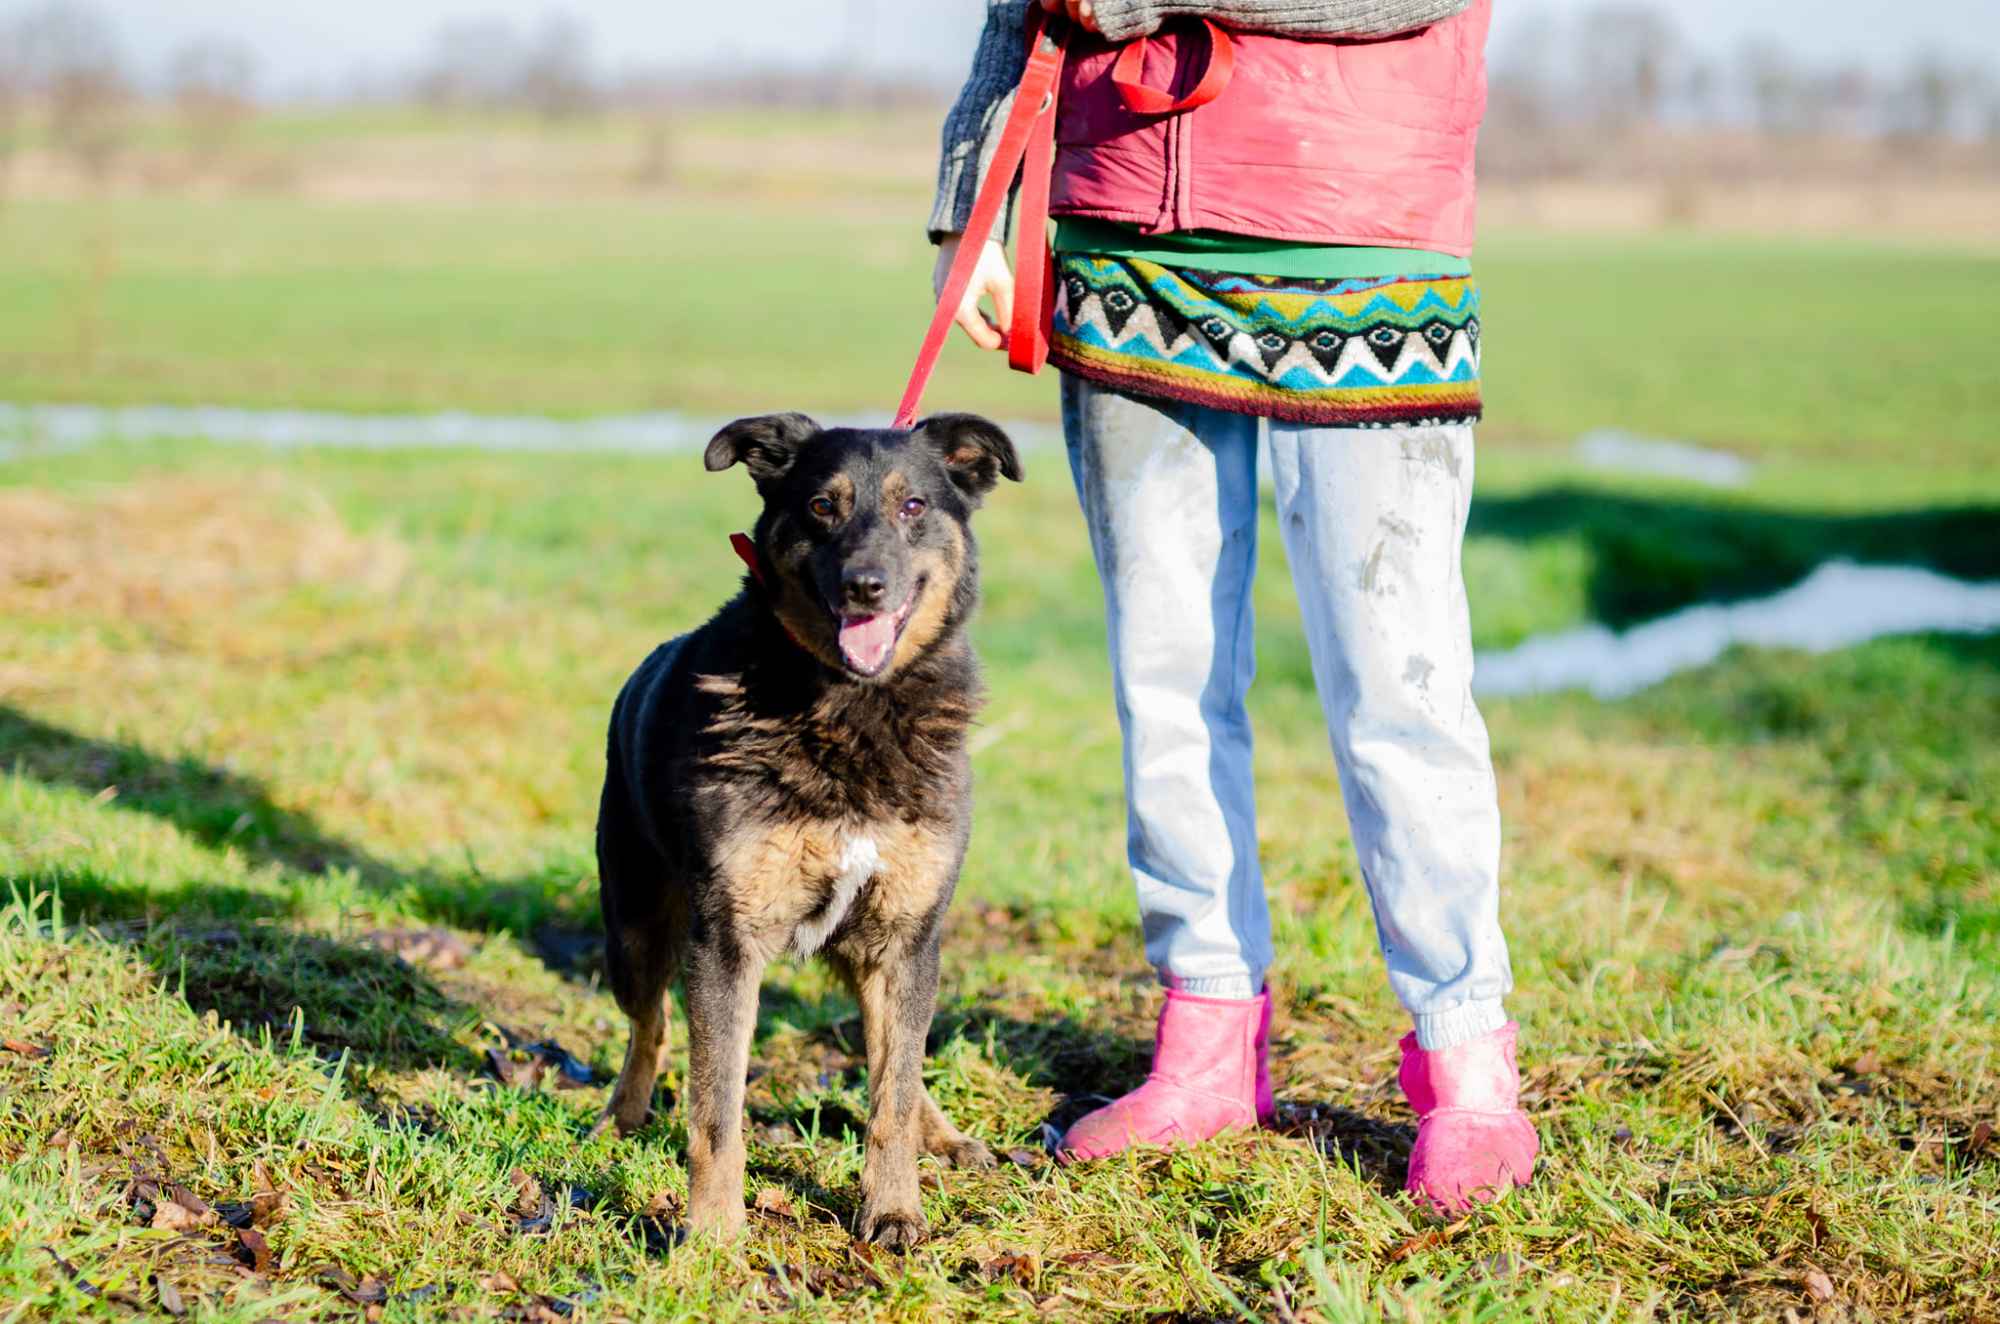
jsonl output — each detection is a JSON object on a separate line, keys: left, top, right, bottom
{"left": 705, "top": 412, "right": 1022, "bottom": 681}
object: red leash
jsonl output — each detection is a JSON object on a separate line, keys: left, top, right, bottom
{"left": 890, "top": 13, "right": 1236, "bottom": 430}
{"left": 892, "top": 8, "right": 1068, "bottom": 429}
{"left": 746, "top": 14, "right": 1238, "bottom": 618}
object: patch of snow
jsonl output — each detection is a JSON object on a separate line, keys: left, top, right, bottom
{"left": 1475, "top": 561, "right": 2000, "bottom": 699}
{"left": 1574, "top": 428, "right": 1752, "bottom": 488}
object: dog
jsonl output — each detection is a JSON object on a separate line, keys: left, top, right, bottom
{"left": 593, "top": 411, "right": 1021, "bottom": 1246}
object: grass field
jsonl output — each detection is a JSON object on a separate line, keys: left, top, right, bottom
{"left": 2, "top": 196, "right": 1998, "bottom": 466}
{"left": 1, "top": 187, "right": 1998, "bottom": 1322}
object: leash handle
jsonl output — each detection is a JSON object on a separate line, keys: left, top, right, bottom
{"left": 893, "top": 9, "right": 1066, "bottom": 430}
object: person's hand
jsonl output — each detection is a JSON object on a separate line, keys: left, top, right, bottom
{"left": 932, "top": 236, "right": 1015, "bottom": 352}
{"left": 1039, "top": 0, "right": 1101, "bottom": 33}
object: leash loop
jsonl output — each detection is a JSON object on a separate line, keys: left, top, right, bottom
{"left": 1111, "top": 18, "right": 1236, "bottom": 116}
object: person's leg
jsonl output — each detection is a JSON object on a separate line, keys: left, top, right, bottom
{"left": 1056, "top": 373, "right": 1273, "bottom": 1159}
{"left": 1063, "top": 374, "right": 1272, "bottom": 998}
{"left": 1266, "top": 421, "right": 1535, "bottom": 1208}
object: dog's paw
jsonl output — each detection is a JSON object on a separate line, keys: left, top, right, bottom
{"left": 685, "top": 1197, "right": 748, "bottom": 1240}
{"left": 936, "top": 1136, "right": 997, "bottom": 1170}
{"left": 858, "top": 1207, "right": 928, "bottom": 1250}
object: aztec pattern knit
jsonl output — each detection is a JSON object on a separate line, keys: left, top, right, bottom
{"left": 1049, "top": 255, "right": 1482, "bottom": 427}
{"left": 929, "top": 0, "right": 1474, "bottom": 238}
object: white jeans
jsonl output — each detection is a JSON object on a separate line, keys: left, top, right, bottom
{"left": 1061, "top": 374, "right": 1511, "bottom": 1050}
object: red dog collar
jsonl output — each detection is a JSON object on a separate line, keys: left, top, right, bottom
{"left": 731, "top": 533, "right": 815, "bottom": 654}
{"left": 729, "top": 532, "right": 765, "bottom": 586}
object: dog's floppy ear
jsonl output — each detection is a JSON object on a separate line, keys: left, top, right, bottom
{"left": 916, "top": 413, "right": 1023, "bottom": 501}
{"left": 704, "top": 413, "right": 820, "bottom": 486}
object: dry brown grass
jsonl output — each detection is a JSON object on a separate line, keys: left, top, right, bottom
{"left": 0, "top": 476, "right": 405, "bottom": 623}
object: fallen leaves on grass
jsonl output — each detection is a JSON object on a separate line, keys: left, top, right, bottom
{"left": 507, "top": 1170, "right": 596, "bottom": 1235}
{"left": 2, "top": 1037, "right": 51, "bottom": 1058}
{"left": 485, "top": 1034, "right": 599, "bottom": 1092}
{"left": 1803, "top": 1267, "right": 1837, "bottom": 1302}
{"left": 981, "top": 1250, "right": 1040, "bottom": 1288}
{"left": 153, "top": 1273, "right": 187, "bottom": 1317}
{"left": 250, "top": 1160, "right": 290, "bottom": 1226}
{"left": 479, "top": 1272, "right": 604, "bottom": 1322}
{"left": 315, "top": 1265, "right": 389, "bottom": 1306}
{"left": 752, "top": 1187, "right": 798, "bottom": 1222}
{"left": 1384, "top": 1215, "right": 1471, "bottom": 1263}
{"left": 40, "top": 1248, "right": 147, "bottom": 1309}
{"left": 762, "top": 1263, "right": 866, "bottom": 1305}
{"left": 234, "top": 1227, "right": 275, "bottom": 1276}
{"left": 131, "top": 1172, "right": 219, "bottom": 1232}
{"left": 150, "top": 1186, "right": 217, "bottom": 1233}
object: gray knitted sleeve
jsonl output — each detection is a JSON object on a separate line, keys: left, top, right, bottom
{"left": 927, "top": 0, "right": 1475, "bottom": 238}
{"left": 928, "top": 0, "right": 1032, "bottom": 242}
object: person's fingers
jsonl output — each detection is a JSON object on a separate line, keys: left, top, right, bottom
{"left": 1069, "top": 0, "right": 1098, "bottom": 30}
{"left": 988, "top": 268, "right": 1015, "bottom": 334}
{"left": 938, "top": 238, "right": 1011, "bottom": 350}
{"left": 955, "top": 303, "right": 1004, "bottom": 351}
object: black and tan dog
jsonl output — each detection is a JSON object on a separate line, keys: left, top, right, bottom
{"left": 593, "top": 411, "right": 1021, "bottom": 1246}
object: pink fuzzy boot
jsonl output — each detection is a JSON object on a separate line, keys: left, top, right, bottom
{"left": 1058, "top": 988, "right": 1274, "bottom": 1162}
{"left": 1400, "top": 1021, "right": 1539, "bottom": 1213}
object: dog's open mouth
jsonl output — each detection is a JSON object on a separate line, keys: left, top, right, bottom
{"left": 835, "top": 577, "right": 924, "bottom": 676}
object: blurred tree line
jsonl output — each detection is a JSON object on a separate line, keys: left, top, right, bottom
{"left": 1483, "top": 2, "right": 2000, "bottom": 180}
{"left": 1, "top": 0, "right": 1995, "bottom": 197}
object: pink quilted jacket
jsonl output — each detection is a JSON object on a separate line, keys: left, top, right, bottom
{"left": 1049, "top": 0, "right": 1490, "bottom": 256}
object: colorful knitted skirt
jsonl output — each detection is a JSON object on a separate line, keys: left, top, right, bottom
{"left": 1049, "top": 255, "right": 1482, "bottom": 427}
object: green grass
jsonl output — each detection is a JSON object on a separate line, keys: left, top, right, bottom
{"left": 0, "top": 197, "right": 1996, "bottom": 464}
{"left": 0, "top": 182, "right": 1996, "bottom": 1318}
{"left": 1, "top": 428, "right": 1996, "bottom": 1320}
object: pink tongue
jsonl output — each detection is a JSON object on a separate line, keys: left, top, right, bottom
{"left": 838, "top": 612, "right": 899, "bottom": 673}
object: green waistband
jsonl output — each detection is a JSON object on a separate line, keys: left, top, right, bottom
{"left": 1052, "top": 218, "right": 1471, "bottom": 279}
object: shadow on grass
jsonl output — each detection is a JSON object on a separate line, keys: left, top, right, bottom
{"left": 1268, "top": 1105, "right": 1413, "bottom": 1195}
{"left": 1466, "top": 488, "right": 2000, "bottom": 629}
{"left": 12, "top": 862, "right": 482, "bottom": 1077}
{"left": 0, "top": 706, "right": 589, "bottom": 1080}
{"left": 0, "top": 704, "right": 599, "bottom": 940}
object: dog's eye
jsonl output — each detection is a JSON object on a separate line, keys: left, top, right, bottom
{"left": 808, "top": 495, "right": 836, "bottom": 519}
{"left": 900, "top": 497, "right": 927, "bottom": 519}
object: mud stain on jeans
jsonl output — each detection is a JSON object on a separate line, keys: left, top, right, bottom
{"left": 1399, "top": 430, "right": 1463, "bottom": 480}
{"left": 1357, "top": 541, "right": 1392, "bottom": 596}
{"left": 1403, "top": 653, "right": 1436, "bottom": 693}
{"left": 1359, "top": 514, "right": 1420, "bottom": 598}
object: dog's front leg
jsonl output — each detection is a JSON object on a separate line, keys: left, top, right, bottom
{"left": 852, "top": 936, "right": 939, "bottom": 1249}
{"left": 682, "top": 940, "right": 764, "bottom": 1238}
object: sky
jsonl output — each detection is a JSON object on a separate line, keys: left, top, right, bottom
{"left": 25, "top": 0, "right": 2000, "bottom": 98}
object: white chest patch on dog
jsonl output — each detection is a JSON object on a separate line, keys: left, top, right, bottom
{"left": 792, "top": 834, "right": 879, "bottom": 957}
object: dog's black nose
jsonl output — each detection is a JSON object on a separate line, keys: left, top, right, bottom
{"left": 842, "top": 568, "right": 889, "bottom": 612}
